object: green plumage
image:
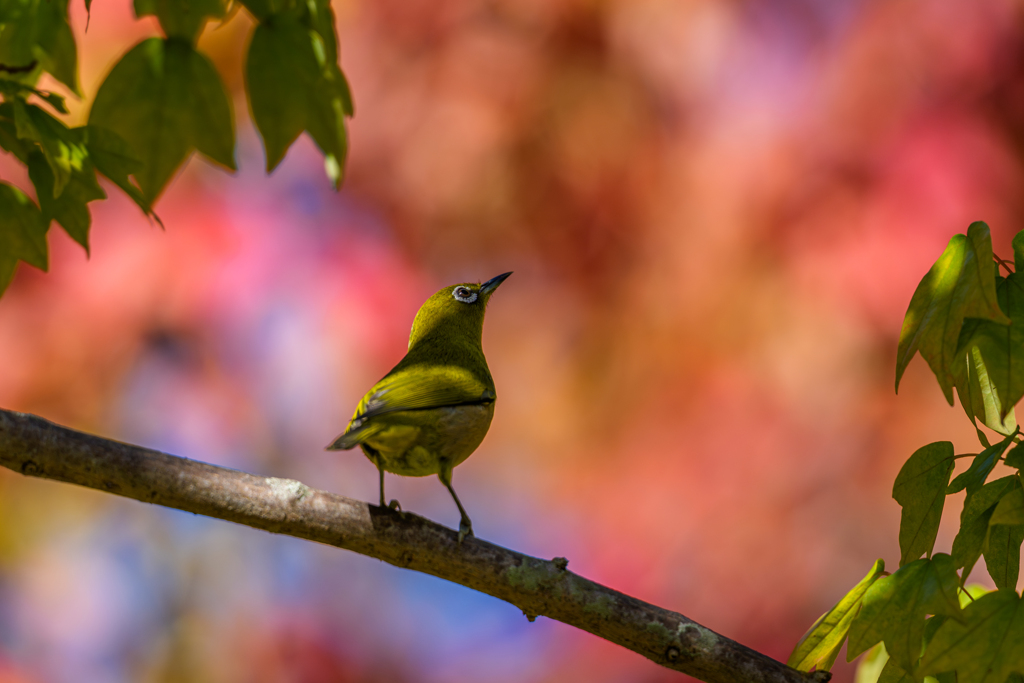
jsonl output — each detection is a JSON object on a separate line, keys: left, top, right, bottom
{"left": 327, "top": 273, "right": 511, "bottom": 540}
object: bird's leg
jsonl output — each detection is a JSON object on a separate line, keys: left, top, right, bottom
{"left": 365, "top": 445, "right": 401, "bottom": 511}
{"left": 379, "top": 465, "right": 402, "bottom": 511}
{"left": 438, "top": 466, "right": 473, "bottom": 543}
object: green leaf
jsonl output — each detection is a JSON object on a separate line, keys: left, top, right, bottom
{"left": 877, "top": 660, "right": 915, "bottom": 683}
{"left": 896, "top": 222, "right": 1010, "bottom": 403}
{"left": 954, "top": 272, "right": 1024, "bottom": 430}
{"left": 89, "top": 38, "right": 235, "bottom": 204}
{"left": 788, "top": 559, "right": 886, "bottom": 672}
{"left": 1014, "top": 230, "right": 1024, "bottom": 272}
{"left": 947, "top": 429, "right": 1015, "bottom": 496}
{"left": 920, "top": 589, "right": 1024, "bottom": 683}
{"left": 892, "top": 442, "right": 956, "bottom": 566}
{"left": 982, "top": 520, "right": 1024, "bottom": 590}
{"left": 0, "top": 0, "right": 78, "bottom": 92}
{"left": 83, "top": 124, "right": 154, "bottom": 219}
{"left": 1005, "top": 442, "right": 1024, "bottom": 469}
{"left": 0, "top": 181, "right": 47, "bottom": 272}
{"left": 0, "top": 104, "right": 33, "bottom": 162}
{"left": 847, "top": 555, "right": 962, "bottom": 672}
{"left": 236, "top": 0, "right": 297, "bottom": 22}
{"left": 245, "top": 12, "right": 350, "bottom": 186}
{"left": 26, "top": 150, "right": 104, "bottom": 252}
{"left": 920, "top": 617, "right": 957, "bottom": 683}
{"left": 0, "top": 256, "right": 17, "bottom": 294}
{"left": 0, "top": 78, "right": 68, "bottom": 113}
{"left": 959, "top": 584, "right": 993, "bottom": 607}
{"left": 855, "top": 643, "right": 889, "bottom": 683}
{"left": 951, "top": 475, "right": 1020, "bottom": 583}
{"left": 11, "top": 100, "right": 89, "bottom": 199}
{"left": 990, "top": 486, "right": 1024, "bottom": 526}
{"left": 133, "top": 0, "right": 227, "bottom": 43}
{"left": 954, "top": 340, "right": 1019, "bottom": 434}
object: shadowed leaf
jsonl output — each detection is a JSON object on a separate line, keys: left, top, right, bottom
{"left": 990, "top": 486, "right": 1024, "bottom": 526}
{"left": 83, "top": 124, "right": 155, "bottom": 220}
{"left": 245, "top": 9, "right": 350, "bottom": 186}
{"left": 11, "top": 100, "right": 89, "bottom": 199}
{"left": 0, "top": 182, "right": 47, "bottom": 279}
{"left": 920, "top": 590, "right": 1024, "bottom": 683}
{"left": 0, "top": 0, "right": 78, "bottom": 92}
{"left": 951, "top": 475, "right": 1020, "bottom": 584}
{"left": 134, "top": 0, "right": 227, "bottom": 42}
{"left": 0, "top": 78, "right": 67, "bottom": 113}
{"left": 27, "top": 150, "right": 105, "bottom": 252}
{"left": 89, "top": 38, "right": 235, "bottom": 203}
{"left": 947, "top": 430, "right": 1015, "bottom": 497}
{"left": 892, "top": 442, "right": 955, "bottom": 566}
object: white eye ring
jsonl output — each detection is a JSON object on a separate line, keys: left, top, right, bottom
{"left": 453, "top": 286, "right": 478, "bottom": 303}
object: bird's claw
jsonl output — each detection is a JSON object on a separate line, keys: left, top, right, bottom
{"left": 457, "top": 520, "right": 474, "bottom": 544}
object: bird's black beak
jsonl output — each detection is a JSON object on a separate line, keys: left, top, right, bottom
{"left": 480, "top": 271, "right": 512, "bottom": 295}
{"left": 479, "top": 270, "right": 512, "bottom": 294}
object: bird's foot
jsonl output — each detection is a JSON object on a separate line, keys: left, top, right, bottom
{"left": 457, "top": 519, "right": 474, "bottom": 544}
{"left": 388, "top": 499, "right": 403, "bottom": 512}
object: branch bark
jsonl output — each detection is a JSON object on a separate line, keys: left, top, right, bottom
{"left": 0, "top": 409, "right": 828, "bottom": 683}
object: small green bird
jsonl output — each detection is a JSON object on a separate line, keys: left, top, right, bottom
{"left": 327, "top": 272, "right": 511, "bottom": 541}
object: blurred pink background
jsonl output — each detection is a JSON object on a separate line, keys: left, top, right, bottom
{"left": 1, "top": 0, "right": 1022, "bottom": 681}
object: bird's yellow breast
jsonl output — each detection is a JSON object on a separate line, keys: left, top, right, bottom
{"left": 358, "top": 403, "right": 495, "bottom": 477}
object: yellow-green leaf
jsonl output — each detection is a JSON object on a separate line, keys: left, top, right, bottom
{"left": 788, "top": 559, "right": 886, "bottom": 672}
{"left": 896, "top": 222, "right": 1009, "bottom": 403}
{"left": 954, "top": 272, "right": 1024, "bottom": 430}
{"left": 847, "top": 555, "right": 962, "bottom": 672}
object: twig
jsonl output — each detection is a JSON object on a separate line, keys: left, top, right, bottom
{"left": 994, "top": 255, "right": 1014, "bottom": 275}
{"left": 0, "top": 61, "right": 37, "bottom": 74}
{"left": 0, "top": 409, "right": 827, "bottom": 683}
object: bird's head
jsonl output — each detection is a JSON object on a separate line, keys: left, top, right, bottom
{"left": 408, "top": 272, "right": 512, "bottom": 349}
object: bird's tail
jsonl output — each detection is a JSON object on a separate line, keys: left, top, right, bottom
{"left": 326, "top": 429, "right": 362, "bottom": 450}
{"left": 326, "top": 419, "right": 381, "bottom": 450}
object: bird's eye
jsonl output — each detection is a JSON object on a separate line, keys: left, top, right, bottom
{"left": 453, "top": 286, "right": 478, "bottom": 303}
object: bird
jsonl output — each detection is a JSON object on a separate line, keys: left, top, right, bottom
{"left": 327, "top": 272, "right": 512, "bottom": 542}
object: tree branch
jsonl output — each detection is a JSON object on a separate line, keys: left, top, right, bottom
{"left": 0, "top": 409, "right": 828, "bottom": 683}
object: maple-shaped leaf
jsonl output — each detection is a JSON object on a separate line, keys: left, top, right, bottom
{"left": 919, "top": 589, "right": 1024, "bottom": 683}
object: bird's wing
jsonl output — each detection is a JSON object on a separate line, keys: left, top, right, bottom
{"left": 327, "top": 365, "right": 495, "bottom": 450}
